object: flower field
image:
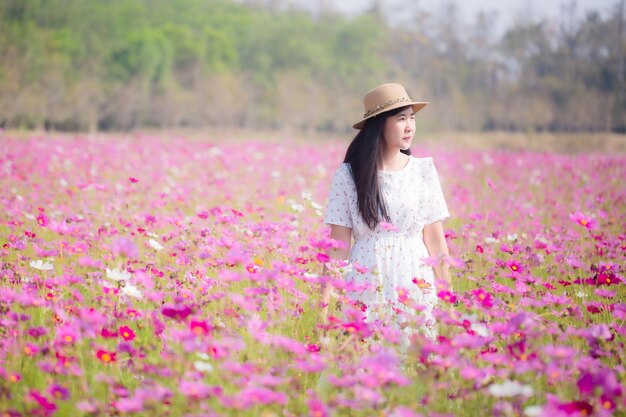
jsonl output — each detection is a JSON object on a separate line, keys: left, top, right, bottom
{"left": 0, "top": 133, "right": 625, "bottom": 417}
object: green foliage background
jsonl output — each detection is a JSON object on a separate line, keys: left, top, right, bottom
{"left": 0, "top": 0, "right": 624, "bottom": 132}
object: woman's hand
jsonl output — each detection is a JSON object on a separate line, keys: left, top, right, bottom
{"left": 423, "top": 220, "right": 451, "bottom": 286}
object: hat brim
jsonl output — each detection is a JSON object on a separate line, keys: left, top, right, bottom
{"left": 352, "top": 102, "right": 429, "bottom": 130}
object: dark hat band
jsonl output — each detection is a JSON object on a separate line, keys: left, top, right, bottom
{"left": 363, "top": 97, "right": 412, "bottom": 118}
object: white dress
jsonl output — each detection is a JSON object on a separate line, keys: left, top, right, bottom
{"left": 323, "top": 156, "right": 450, "bottom": 337}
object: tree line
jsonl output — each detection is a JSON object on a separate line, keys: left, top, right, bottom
{"left": 0, "top": 0, "right": 624, "bottom": 133}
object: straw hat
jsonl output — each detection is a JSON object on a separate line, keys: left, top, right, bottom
{"left": 353, "top": 83, "right": 428, "bottom": 130}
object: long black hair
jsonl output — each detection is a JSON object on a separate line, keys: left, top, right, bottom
{"left": 344, "top": 106, "right": 412, "bottom": 230}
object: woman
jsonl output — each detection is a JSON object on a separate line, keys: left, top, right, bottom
{"left": 321, "top": 83, "right": 451, "bottom": 339}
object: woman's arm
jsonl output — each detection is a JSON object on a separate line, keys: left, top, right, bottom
{"left": 423, "top": 220, "right": 451, "bottom": 286}
{"left": 320, "top": 224, "right": 352, "bottom": 323}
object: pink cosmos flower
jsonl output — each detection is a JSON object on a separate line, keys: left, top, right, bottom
{"left": 56, "top": 326, "right": 78, "bottom": 345}
{"left": 585, "top": 302, "right": 603, "bottom": 314}
{"left": 101, "top": 328, "right": 118, "bottom": 338}
{"left": 557, "top": 400, "right": 593, "bottom": 415}
{"left": 179, "top": 380, "right": 220, "bottom": 400}
{"left": 28, "top": 327, "right": 47, "bottom": 339}
{"left": 76, "top": 400, "right": 99, "bottom": 413}
{"left": 118, "top": 325, "right": 136, "bottom": 341}
{"left": 388, "top": 407, "right": 425, "bottom": 417}
{"left": 23, "top": 343, "right": 39, "bottom": 356}
{"left": 577, "top": 368, "right": 622, "bottom": 400}
{"left": 505, "top": 259, "right": 524, "bottom": 273}
{"left": 397, "top": 287, "right": 410, "bottom": 304}
{"left": 233, "top": 386, "right": 288, "bottom": 407}
{"left": 111, "top": 236, "right": 139, "bottom": 259}
{"left": 306, "top": 343, "right": 320, "bottom": 353}
{"left": 29, "top": 390, "right": 57, "bottom": 416}
{"left": 96, "top": 349, "right": 116, "bottom": 363}
{"left": 161, "top": 304, "right": 193, "bottom": 321}
{"left": 471, "top": 288, "right": 494, "bottom": 308}
{"left": 437, "top": 290, "right": 457, "bottom": 304}
{"left": 341, "top": 320, "right": 371, "bottom": 338}
{"left": 190, "top": 320, "right": 213, "bottom": 337}
{"left": 36, "top": 214, "right": 48, "bottom": 227}
{"left": 569, "top": 212, "right": 598, "bottom": 230}
{"left": 48, "top": 384, "right": 70, "bottom": 401}
{"left": 307, "top": 395, "right": 328, "bottom": 417}
{"left": 316, "top": 252, "right": 330, "bottom": 263}
{"left": 115, "top": 397, "right": 144, "bottom": 413}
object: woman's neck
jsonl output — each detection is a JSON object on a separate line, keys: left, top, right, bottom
{"left": 379, "top": 149, "right": 408, "bottom": 171}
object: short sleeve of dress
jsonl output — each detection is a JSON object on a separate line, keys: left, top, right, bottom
{"left": 323, "top": 165, "right": 353, "bottom": 228}
{"left": 420, "top": 158, "right": 450, "bottom": 225}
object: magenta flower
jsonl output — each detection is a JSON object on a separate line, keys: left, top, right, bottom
{"left": 341, "top": 320, "right": 371, "bottom": 338}
{"left": 557, "top": 400, "right": 593, "bottom": 415}
{"left": 307, "top": 394, "right": 328, "bottom": 417}
{"left": 179, "top": 380, "right": 220, "bottom": 400}
{"left": 388, "top": 407, "right": 424, "bottom": 417}
{"left": 316, "top": 252, "right": 330, "bottom": 263}
{"left": 118, "top": 325, "right": 136, "bottom": 341}
{"left": 28, "top": 390, "right": 57, "bottom": 416}
{"left": 36, "top": 213, "right": 48, "bottom": 227}
{"left": 190, "top": 320, "right": 213, "bottom": 337}
{"left": 471, "top": 288, "right": 494, "bottom": 308}
{"left": 23, "top": 343, "right": 40, "bottom": 356}
{"left": 437, "top": 290, "right": 457, "bottom": 304}
{"left": 505, "top": 259, "right": 524, "bottom": 274}
{"left": 569, "top": 211, "right": 598, "bottom": 230}
{"left": 56, "top": 326, "right": 79, "bottom": 345}
{"left": 233, "top": 386, "right": 288, "bottom": 408}
{"left": 112, "top": 236, "right": 139, "bottom": 259}
{"left": 357, "top": 349, "right": 410, "bottom": 388}
{"left": 577, "top": 368, "right": 622, "bottom": 399}
{"left": 115, "top": 397, "right": 144, "bottom": 413}
{"left": 101, "top": 327, "right": 119, "bottom": 338}
{"left": 161, "top": 304, "right": 193, "bottom": 321}
{"left": 27, "top": 327, "right": 47, "bottom": 339}
{"left": 585, "top": 302, "right": 603, "bottom": 314}
{"left": 48, "top": 384, "right": 70, "bottom": 401}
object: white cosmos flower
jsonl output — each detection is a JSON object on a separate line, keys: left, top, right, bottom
{"left": 488, "top": 380, "right": 534, "bottom": 397}
{"left": 121, "top": 283, "right": 143, "bottom": 299}
{"left": 506, "top": 233, "right": 518, "bottom": 241}
{"left": 524, "top": 406, "right": 543, "bottom": 417}
{"left": 471, "top": 322, "right": 490, "bottom": 337}
{"left": 301, "top": 191, "right": 312, "bottom": 200}
{"left": 484, "top": 236, "right": 500, "bottom": 244}
{"left": 148, "top": 239, "right": 163, "bottom": 251}
{"left": 311, "top": 201, "right": 323, "bottom": 210}
{"left": 106, "top": 268, "right": 131, "bottom": 282}
{"left": 193, "top": 361, "right": 214, "bottom": 373}
{"left": 30, "top": 260, "right": 53, "bottom": 271}
{"left": 290, "top": 202, "right": 305, "bottom": 213}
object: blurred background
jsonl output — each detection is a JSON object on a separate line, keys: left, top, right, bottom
{"left": 0, "top": 0, "right": 624, "bottom": 135}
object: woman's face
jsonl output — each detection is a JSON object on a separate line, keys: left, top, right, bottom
{"left": 382, "top": 107, "right": 416, "bottom": 152}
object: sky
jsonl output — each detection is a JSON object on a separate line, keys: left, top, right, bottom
{"left": 302, "top": 0, "right": 620, "bottom": 34}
